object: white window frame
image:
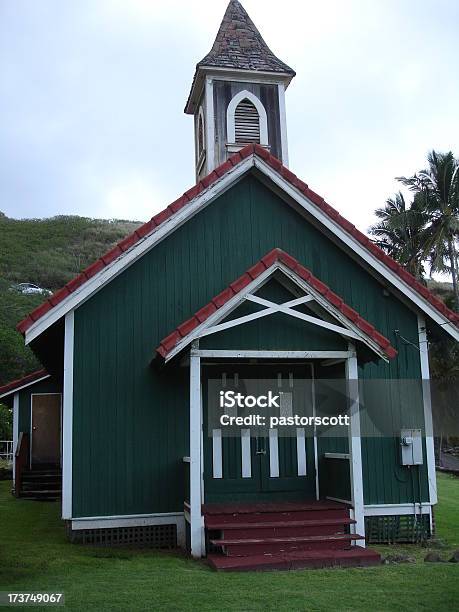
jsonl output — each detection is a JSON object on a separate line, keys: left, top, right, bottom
{"left": 226, "top": 90, "right": 268, "bottom": 147}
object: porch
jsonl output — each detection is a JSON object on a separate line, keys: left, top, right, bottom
{"left": 183, "top": 350, "right": 366, "bottom": 562}
{"left": 156, "top": 250, "right": 398, "bottom": 564}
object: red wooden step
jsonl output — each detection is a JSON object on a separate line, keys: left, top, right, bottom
{"left": 204, "top": 509, "right": 349, "bottom": 523}
{"left": 203, "top": 500, "right": 348, "bottom": 515}
{"left": 211, "top": 533, "right": 364, "bottom": 556}
{"left": 205, "top": 517, "right": 356, "bottom": 530}
{"left": 216, "top": 526, "right": 350, "bottom": 539}
{"left": 207, "top": 546, "right": 381, "bottom": 572}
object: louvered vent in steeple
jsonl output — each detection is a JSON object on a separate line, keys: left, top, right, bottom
{"left": 234, "top": 99, "right": 260, "bottom": 144}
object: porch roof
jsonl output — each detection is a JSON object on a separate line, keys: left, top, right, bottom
{"left": 155, "top": 248, "right": 398, "bottom": 362}
{"left": 0, "top": 369, "right": 49, "bottom": 399}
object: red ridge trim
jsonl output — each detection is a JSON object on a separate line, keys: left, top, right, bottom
{"left": 152, "top": 208, "right": 172, "bottom": 226}
{"left": 278, "top": 251, "right": 298, "bottom": 270}
{"left": 254, "top": 144, "right": 269, "bottom": 159}
{"left": 339, "top": 303, "right": 360, "bottom": 323}
{"left": 261, "top": 248, "right": 281, "bottom": 268}
{"left": 247, "top": 262, "right": 266, "bottom": 279}
{"left": 83, "top": 259, "right": 105, "bottom": 280}
{"left": 48, "top": 286, "right": 71, "bottom": 306}
{"left": 135, "top": 219, "right": 155, "bottom": 239}
{"left": 228, "top": 151, "right": 242, "bottom": 166}
{"left": 66, "top": 274, "right": 87, "bottom": 293}
{"left": 195, "top": 302, "right": 217, "bottom": 323}
{"left": 296, "top": 265, "right": 312, "bottom": 282}
{"left": 118, "top": 233, "right": 138, "bottom": 252}
{"left": 240, "top": 144, "right": 255, "bottom": 159}
{"left": 168, "top": 195, "right": 189, "bottom": 214}
{"left": 269, "top": 156, "right": 282, "bottom": 172}
{"left": 215, "top": 160, "right": 233, "bottom": 177}
{"left": 187, "top": 183, "right": 204, "bottom": 200}
{"left": 177, "top": 317, "right": 199, "bottom": 338}
{"left": 16, "top": 316, "right": 34, "bottom": 334}
{"left": 101, "top": 245, "right": 122, "bottom": 265}
{"left": 212, "top": 287, "right": 235, "bottom": 308}
{"left": 229, "top": 274, "right": 252, "bottom": 293}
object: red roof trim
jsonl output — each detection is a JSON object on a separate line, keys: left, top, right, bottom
{"left": 156, "top": 248, "right": 399, "bottom": 361}
{"left": 17, "top": 144, "right": 459, "bottom": 336}
{"left": 0, "top": 369, "right": 49, "bottom": 397}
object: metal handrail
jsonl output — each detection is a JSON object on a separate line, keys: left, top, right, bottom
{"left": 0, "top": 440, "right": 13, "bottom": 464}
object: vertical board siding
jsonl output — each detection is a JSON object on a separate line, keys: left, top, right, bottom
{"left": 72, "top": 174, "right": 428, "bottom": 517}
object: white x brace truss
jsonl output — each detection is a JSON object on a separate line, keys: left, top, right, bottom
{"left": 164, "top": 262, "right": 390, "bottom": 363}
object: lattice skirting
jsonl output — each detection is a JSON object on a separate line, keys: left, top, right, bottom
{"left": 365, "top": 514, "right": 430, "bottom": 544}
{"left": 68, "top": 523, "right": 177, "bottom": 548}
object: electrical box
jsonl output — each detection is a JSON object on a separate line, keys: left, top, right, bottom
{"left": 400, "top": 429, "right": 423, "bottom": 465}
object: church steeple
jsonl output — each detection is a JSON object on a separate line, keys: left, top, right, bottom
{"left": 185, "top": 0, "right": 295, "bottom": 180}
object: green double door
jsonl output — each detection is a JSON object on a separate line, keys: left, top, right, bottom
{"left": 203, "top": 363, "right": 316, "bottom": 503}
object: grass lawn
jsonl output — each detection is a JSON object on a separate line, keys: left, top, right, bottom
{"left": 0, "top": 473, "right": 458, "bottom": 611}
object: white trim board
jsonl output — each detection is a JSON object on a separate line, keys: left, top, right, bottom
{"left": 71, "top": 513, "right": 186, "bottom": 548}
{"left": 277, "top": 83, "right": 289, "bottom": 166}
{"left": 194, "top": 350, "right": 351, "bottom": 359}
{"left": 364, "top": 504, "right": 431, "bottom": 516}
{"left": 62, "top": 312, "right": 74, "bottom": 520}
{"left": 12, "top": 392, "right": 19, "bottom": 484}
{"left": 23, "top": 153, "right": 459, "bottom": 345}
{"left": 0, "top": 374, "right": 50, "bottom": 399}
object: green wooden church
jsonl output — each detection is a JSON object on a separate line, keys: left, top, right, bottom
{"left": 2, "top": 0, "right": 458, "bottom": 571}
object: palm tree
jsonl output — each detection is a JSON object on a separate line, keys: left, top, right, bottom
{"left": 398, "top": 151, "right": 459, "bottom": 311}
{"left": 370, "top": 191, "right": 427, "bottom": 279}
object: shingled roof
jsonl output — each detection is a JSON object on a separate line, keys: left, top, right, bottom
{"left": 197, "top": 0, "right": 295, "bottom": 75}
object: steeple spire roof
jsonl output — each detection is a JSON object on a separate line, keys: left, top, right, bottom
{"left": 198, "top": 0, "right": 295, "bottom": 75}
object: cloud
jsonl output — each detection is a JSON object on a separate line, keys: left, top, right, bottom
{"left": 0, "top": 0, "right": 458, "bottom": 234}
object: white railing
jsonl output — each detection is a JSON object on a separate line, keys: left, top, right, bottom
{"left": 0, "top": 440, "right": 13, "bottom": 465}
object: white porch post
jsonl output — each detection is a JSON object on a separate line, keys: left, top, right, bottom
{"left": 12, "top": 392, "right": 19, "bottom": 485}
{"left": 189, "top": 341, "right": 203, "bottom": 557}
{"left": 346, "top": 344, "right": 365, "bottom": 545}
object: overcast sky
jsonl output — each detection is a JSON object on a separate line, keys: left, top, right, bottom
{"left": 1, "top": 0, "right": 458, "bottom": 235}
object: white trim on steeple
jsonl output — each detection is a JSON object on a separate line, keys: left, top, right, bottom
{"left": 227, "top": 90, "right": 268, "bottom": 147}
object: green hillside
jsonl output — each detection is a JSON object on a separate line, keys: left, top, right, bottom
{"left": 0, "top": 212, "right": 141, "bottom": 385}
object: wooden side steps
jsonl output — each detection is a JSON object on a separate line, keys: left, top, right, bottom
{"left": 204, "top": 500, "right": 381, "bottom": 571}
{"left": 19, "top": 467, "right": 62, "bottom": 501}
